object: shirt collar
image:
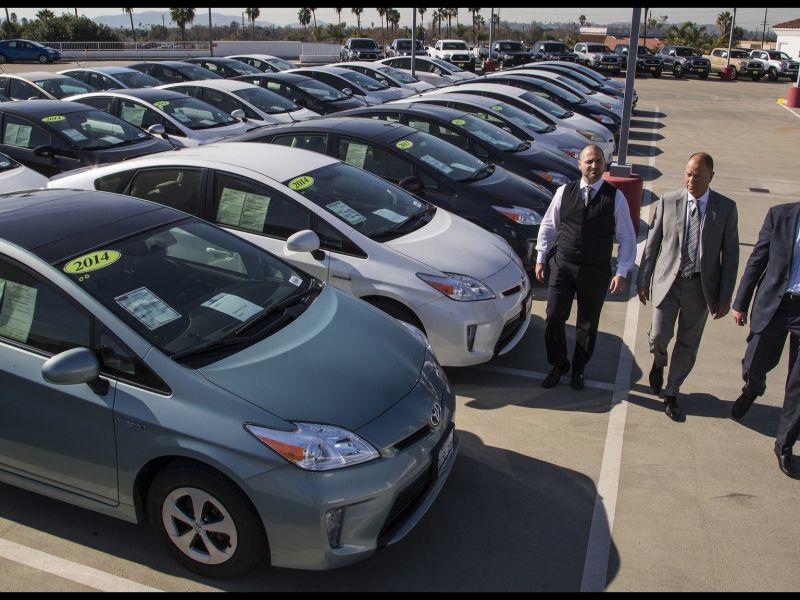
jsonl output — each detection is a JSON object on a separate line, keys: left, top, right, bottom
{"left": 688, "top": 188, "right": 710, "bottom": 207}
{"left": 581, "top": 178, "right": 602, "bottom": 193}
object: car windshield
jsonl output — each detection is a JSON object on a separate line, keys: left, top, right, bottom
{"left": 233, "top": 86, "right": 300, "bottom": 113}
{"left": 283, "top": 162, "right": 434, "bottom": 240}
{"left": 351, "top": 39, "right": 378, "bottom": 50}
{"left": 431, "top": 57, "right": 464, "bottom": 72}
{"left": 449, "top": 112, "right": 523, "bottom": 151}
{"left": 59, "top": 219, "right": 317, "bottom": 363}
{"left": 33, "top": 76, "right": 95, "bottom": 99}
{"left": 266, "top": 57, "right": 296, "bottom": 70}
{"left": 587, "top": 45, "right": 612, "bottom": 53}
{"left": 499, "top": 42, "right": 525, "bottom": 52}
{"left": 396, "top": 130, "right": 486, "bottom": 181}
{"left": 152, "top": 96, "right": 237, "bottom": 130}
{"left": 730, "top": 50, "right": 750, "bottom": 59}
{"left": 41, "top": 108, "right": 151, "bottom": 150}
{"left": 443, "top": 42, "right": 468, "bottom": 50}
{"left": 675, "top": 48, "right": 699, "bottom": 57}
{"left": 519, "top": 91, "right": 572, "bottom": 118}
{"left": 294, "top": 78, "right": 349, "bottom": 102}
{"left": 175, "top": 65, "right": 223, "bottom": 80}
{"left": 339, "top": 69, "right": 388, "bottom": 91}
{"left": 768, "top": 51, "right": 791, "bottom": 60}
{"left": 113, "top": 71, "right": 162, "bottom": 88}
{"left": 543, "top": 43, "right": 567, "bottom": 52}
{"left": 478, "top": 101, "right": 552, "bottom": 132}
{"left": 220, "top": 60, "right": 263, "bottom": 75}
{"left": 396, "top": 40, "right": 424, "bottom": 50}
{"left": 553, "top": 74, "right": 593, "bottom": 95}
{"left": 528, "top": 78, "right": 582, "bottom": 103}
{"left": 378, "top": 66, "right": 418, "bottom": 83}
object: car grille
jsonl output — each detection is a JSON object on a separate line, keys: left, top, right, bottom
{"left": 450, "top": 53, "right": 471, "bottom": 62}
{"left": 690, "top": 58, "right": 709, "bottom": 68}
{"left": 747, "top": 61, "right": 764, "bottom": 70}
{"left": 642, "top": 58, "right": 662, "bottom": 66}
{"left": 788, "top": 64, "right": 800, "bottom": 73}
{"left": 358, "top": 52, "right": 378, "bottom": 60}
{"left": 600, "top": 56, "right": 620, "bottom": 65}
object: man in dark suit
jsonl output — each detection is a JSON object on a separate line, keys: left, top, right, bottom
{"left": 534, "top": 144, "right": 636, "bottom": 390}
{"left": 732, "top": 202, "right": 800, "bottom": 478}
{"left": 637, "top": 152, "right": 739, "bottom": 421}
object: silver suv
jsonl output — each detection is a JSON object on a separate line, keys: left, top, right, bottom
{"left": 659, "top": 45, "right": 711, "bottom": 79}
{"left": 749, "top": 49, "right": 800, "bottom": 82}
{"left": 573, "top": 42, "right": 623, "bottom": 75}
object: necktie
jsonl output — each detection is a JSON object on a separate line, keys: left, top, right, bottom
{"left": 584, "top": 185, "right": 592, "bottom": 208}
{"left": 680, "top": 201, "right": 700, "bottom": 276}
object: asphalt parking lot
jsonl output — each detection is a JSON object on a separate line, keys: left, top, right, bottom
{"left": 1, "top": 61, "right": 799, "bottom": 591}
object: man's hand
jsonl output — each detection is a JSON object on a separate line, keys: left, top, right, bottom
{"left": 609, "top": 275, "right": 627, "bottom": 294}
{"left": 711, "top": 302, "right": 731, "bottom": 320}
{"left": 733, "top": 309, "right": 747, "bottom": 326}
{"left": 535, "top": 262, "right": 546, "bottom": 282}
{"left": 637, "top": 286, "right": 650, "bottom": 305}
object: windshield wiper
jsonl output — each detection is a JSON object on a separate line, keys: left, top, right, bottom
{"left": 509, "top": 140, "right": 531, "bottom": 152}
{"left": 234, "top": 285, "right": 316, "bottom": 336}
{"left": 373, "top": 204, "right": 435, "bottom": 239}
{"left": 463, "top": 162, "right": 496, "bottom": 182}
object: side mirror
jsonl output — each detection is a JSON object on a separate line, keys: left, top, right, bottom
{"left": 33, "top": 145, "right": 55, "bottom": 159}
{"left": 42, "top": 347, "right": 106, "bottom": 394}
{"left": 399, "top": 175, "right": 423, "bottom": 194}
{"left": 342, "top": 87, "right": 354, "bottom": 97}
{"left": 434, "top": 68, "right": 442, "bottom": 75}
{"left": 147, "top": 123, "right": 166, "bottom": 137}
{"left": 286, "top": 229, "right": 321, "bottom": 253}
{"left": 231, "top": 108, "right": 246, "bottom": 121}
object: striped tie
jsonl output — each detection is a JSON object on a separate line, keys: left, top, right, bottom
{"left": 680, "top": 201, "right": 700, "bottom": 276}
{"left": 584, "top": 185, "right": 592, "bottom": 207}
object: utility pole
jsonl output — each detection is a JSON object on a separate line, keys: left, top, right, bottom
{"left": 208, "top": 8, "right": 213, "bottom": 55}
{"left": 761, "top": 8, "right": 768, "bottom": 47}
{"left": 642, "top": 7, "right": 648, "bottom": 50}
{"left": 411, "top": 8, "right": 417, "bottom": 78}
{"left": 725, "top": 8, "right": 736, "bottom": 69}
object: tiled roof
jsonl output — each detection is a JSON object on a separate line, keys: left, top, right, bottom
{"left": 773, "top": 18, "right": 800, "bottom": 29}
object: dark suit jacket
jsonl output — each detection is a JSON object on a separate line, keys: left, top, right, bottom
{"left": 733, "top": 202, "right": 800, "bottom": 333}
{"left": 637, "top": 188, "right": 739, "bottom": 310}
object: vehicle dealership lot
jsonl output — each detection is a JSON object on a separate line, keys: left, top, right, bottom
{"left": 1, "top": 61, "right": 800, "bottom": 591}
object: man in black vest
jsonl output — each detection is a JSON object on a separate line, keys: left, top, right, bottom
{"left": 534, "top": 144, "right": 637, "bottom": 390}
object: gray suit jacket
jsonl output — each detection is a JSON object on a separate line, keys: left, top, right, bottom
{"left": 637, "top": 188, "right": 739, "bottom": 310}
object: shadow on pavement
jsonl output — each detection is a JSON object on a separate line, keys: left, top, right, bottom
{"left": 628, "top": 130, "right": 665, "bottom": 141}
{"left": 631, "top": 164, "right": 663, "bottom": 181}
{"left": 629, "top": 119, "right": 665, "bottom": 130}
{"left": 632, "top": 109, "right": 667, "bottom": 119}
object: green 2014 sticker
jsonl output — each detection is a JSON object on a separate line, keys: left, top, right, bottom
{"left": 491, "top": 105, "right": 503, "bottom": 111}
{"left": 154, "top": 100, "right": 170, "bottom": 109}
{"left": 396, "top": 140, "right": 413, "bottom": 150}
{"left": 451, "top": 118, "right": 466, "bottom": 126}
{"left": 64, "top": 250, "right": 121, "bottom": 274}
{"left": 42, "top": 115, "right": 66, "bottom": 123}
{"left": 288, "top": 175, "right": 314, "bottom": 191}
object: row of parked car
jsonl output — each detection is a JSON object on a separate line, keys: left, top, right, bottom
{"left": 0, "top": 53, "right": 634, "bottom": 578}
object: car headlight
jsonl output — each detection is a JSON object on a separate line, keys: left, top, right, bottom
{"left": 577, "top": 129, "right": 605, "bottom": 143}
{"left": 417, "top": 272, "right": 495, "bottom": 301}
{"left": 559, "top": 145, "right": 583, "bottom": 159}
{"left": 590, "top": 114, "right": 615, "bottom": 125}
{"left": 492, "top": 205, "right": 542, "bottom": 225}
{"left": 533, "top": 170, "right": 571, "bottom": 186}
{"left": 245, "top": 422, "right": 379, "bottom": 471}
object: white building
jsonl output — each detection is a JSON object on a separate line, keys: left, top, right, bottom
{"left": 773, "top": 18, "right": 800, "bottom": 60}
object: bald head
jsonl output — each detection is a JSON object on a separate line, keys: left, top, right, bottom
{"left": 578, "top": 144, "right": 606, "bottom": 185}
{"left": 685, "top": 152, "right": 714, "bottom": 198}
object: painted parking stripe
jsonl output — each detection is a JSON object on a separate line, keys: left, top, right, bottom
{"left": 779, "top": 102, "right": 800, "bottom": 121}
{"left": 0, "top": 538, "right": 162, "bottom": 592}
{"left": 477, "top": 365, "right": 616, "bottom": 391}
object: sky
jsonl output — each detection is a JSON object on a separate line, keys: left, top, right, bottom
{"left": 8, "top": 7, "right": 799, "bottom": 32}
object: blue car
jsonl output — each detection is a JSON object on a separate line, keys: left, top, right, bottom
{"left": 0, "top": 39, "right": 61, "bottom": 64}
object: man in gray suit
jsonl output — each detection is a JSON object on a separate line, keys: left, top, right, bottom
{"left": 636, "top": 152, "right": 739, "bottom": 421}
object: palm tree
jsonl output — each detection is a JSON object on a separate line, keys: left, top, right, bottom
{"left": 351, "top": 7, "right": 363, "bottom": 31}
{"left": 245, "top": 8, "right": 260, "bottom": 40}
{"left": 435, "top": 8, "right": 447, "bottom": 36}
{"left": 377, "top": 8, "right": 387, "bottom": 37}
{"left": 169, "top": 7, "right": 196, "bottom": 43}
{"left": 716, "top": 11, "right": 732, "bottom": 36}
{"left": 36, "top": 9, "right": 55, "bottom": 21}
{"left": 334, "top": 7, "right": 343, "bottom": 28}
{"left": 387, "top": 8, "right": 400, "bottom": 34}
{"left": 123, "top": 8, "right": 136, "bottom": 43}
{"left": 309, "top": 7, "right": 318, "bottom": 29}
{"left": 468, "top": 7, "right": 481, "bottom": 44}
{"left": 298, "top": 8, "right": 311, "bottom": 37}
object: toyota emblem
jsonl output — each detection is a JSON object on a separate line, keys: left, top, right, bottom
{"left": 430, "top": 401, "right": 442, "bottom": 428}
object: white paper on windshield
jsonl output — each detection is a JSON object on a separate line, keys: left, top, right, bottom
{"left": 62, "top": 128, "right": 88, "bottom": 142}
{"left": 409, "top": 119, "right": 430, "bottom": 133}
{"left": 451, "top": 162, "right": 475, "bottom": 171}
{"left": 121, "top": 105, "right": 146, "bottom": 128}
{"left": 100, "top": 135, "right": 123, "bottom": 144}
{"left": 326, "top": 200, "right": 366, "bottom": 225}
{"left": 4, "top": 123, "right": 32, "bottom": 147}
{"left": 420, "top": 154, "right": 453, "bottom": 174}
{"left": 289, "top": 275, "right": 303, "bottom": 287}
{"left": 413, "top": 200, "right": 423, "bottom": 208}
{"left": 0, "top": 280, "right": 38, "bottom": 343}
{"left": 373, "top": 208, "right": 406, "bottom": 223}
{"left": 344, "top": 143, "right": 368, "bottom": 168}
{"left": 115, "top": 287, "right": 180, "bottom": 330}
{"left": 173, "top": 113, "right": 191, "bottom": 123}
{"left": 198, "top": 119, "right": 216, "bottom": 126}
{"left": 217, "top": 187, "right": 270, "bottom": 231}
{"left": 201, "top": 293, "right": 262, "bottom": 322}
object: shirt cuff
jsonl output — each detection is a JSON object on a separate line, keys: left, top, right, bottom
{"left": 536, "top": 251, "right": 547, "bottom": 264}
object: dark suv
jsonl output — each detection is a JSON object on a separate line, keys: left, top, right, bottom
{"left": 531, "top": 41, "right": 578, "bottom": 62}
{"left": 659, "top": 45, "right": 710, "bottom": 79}
{"left": 340, "top": 38, "right": 382, "bottom": 62}
{"left": 489, "top": 40, "right": 533, "bottom": 69}
{"left": 613, "top": 44, "right": 664, "bottom": 78}
{"left": 386, "top": 39, "right": 427, "bottom": 57}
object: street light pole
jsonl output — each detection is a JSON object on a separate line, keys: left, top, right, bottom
{"left": 725, "top": 8, "right": 736, "bottom": 69}
{"left": 208, "top": 8, "right": 213, "bottom": 55}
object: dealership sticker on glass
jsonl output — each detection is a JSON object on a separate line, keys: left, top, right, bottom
{"left": 153, "top": 100, "right": 170, "bottom": 109}
{"left": 201, "top": 293, "right": 262, "bottom": 322}
{"left": 115, "top": 287, "right": 180, "bottom": 330}
{"left": 373, "top": 208, "right": 406, "bottom": 223}
{"left": 216, "top": 188, "right": 270, "bottom": 232}
{"left": 396, "top": 139, "right": 413, "bottom": 150}
{"left": 4, "top": 123, "right": 32, "bottom": 147}
{"left": 420, "top": 154, "right": 453, "bottom": 174}
{"left": 0, "top": 279, "right": 38, "bottom": 343}
{"left": 62, "top": 128, "right": 88, "bottom": 142}
{"left": 64, "top": 250, "right": 121, "bottom": 274}
{"left": 41, "top": 115, "right": 66, "bottom": 123}
{"left": 492, "top": 104, "right": 503, "bottom": 111}
{"left": 289, "top": 275, "right": 303, "bottom": 286}
{"left": 451, "top": 118, "right": 466, "bottom": 126}
{"left": 288, "top": 175, "right": 314, "bottom": 191}
{"left": 345, "top": 143, "right": 368, "bottom": 168}
{"left": 326, "top": 200, "right": 366, "bottom": 225}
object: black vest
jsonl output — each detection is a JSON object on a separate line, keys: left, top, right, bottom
{"left": 556, "top": 180, "right": 617, "bottom": 265}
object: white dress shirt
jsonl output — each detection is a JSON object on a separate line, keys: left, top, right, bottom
{"left": 535, "top": 178, "right": 637, "bottom": 277}
{"left": 685, "top": 188, "right": 709, "bottom": 274}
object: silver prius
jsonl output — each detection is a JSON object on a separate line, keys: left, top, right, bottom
{"left": 0, "top": 189, "right": 457, "bottom": 578}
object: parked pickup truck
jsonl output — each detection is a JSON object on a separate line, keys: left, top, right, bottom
{"left": 749, "top": 49, "right": 800, "bottom": 82}
{"left": 488, "top": 40, "right": 534, "bottom": 69}
{"left": 707, "top": 48, "right": 765, "bottom": 80}
{"left": 386, "top": 38, "right": 427, "bottom": 58}
{"left": 659, "top": 45, "right": 711, "bottom": 79}
{"left": 530, "top": 40, "right": 578, "bottom": 63}
{"left": 613, "top": 44, "right": 664, "bottom": 78}
{"left": 573, "top": 42, "right": 623, "bottom": 75}
{"left": 428, "top": 39, "right": 475, "bottom": 72}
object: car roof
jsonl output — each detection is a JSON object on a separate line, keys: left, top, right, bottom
{"left": 0, "top": 189, "right": 184, "bottom": 264}
{"left": 233, "top": 72, "right": 308, "bottom": 84}
{"left": 0, "top": 99, "right": 97, "bottom": 117}
{"left": 234, "top": 116, "right": 415, "bottom": 144}
{"left": 408, "top": 92, "right": 506, "bottom": 109}
{"left": 352, "top": 102, "right": 465, "bottom": 120}
{"left": 6, "top": 71, "right": 71, "bottom": 81}
{"left": 71, "top": 88, "right": 191, "bottom": 102}
{"left": 160, "top": 79, "right": 252, "bottom": 92}
{"left": 189, "top": 57, "right": 238, "bottom": 63}
{"left": 226, "top": 54, "right": 281, "bottom": 60}
{"left": 128, "top": 61, "right": 202, "bottom": 68}
{"left": 445, "top": 82, "right": 527, "bottom": 97}
{"left": 295, "top": 66, "right": 350, "bottom": 75}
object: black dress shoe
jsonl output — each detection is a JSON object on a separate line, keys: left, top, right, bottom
{"left": 731, "top": 391, "right": 757, "bottom": 420}
{"left": 776, "top": 453, "right": 799, "bottom": 478}
{"left": 664, "top": 395, "right": 684, "bottom": 421}
{"left": 649, "top": 364, "right": 664, "bottom": 395}
{"left": 542, "top": 363, "right": 570, "bottom": 388}
{"left": 570, "top": 371, "right": 585, "bottom": 391}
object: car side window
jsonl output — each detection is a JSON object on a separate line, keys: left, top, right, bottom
{"left": 336, "top": 137, "right": 413, "bottom": 184}
{"left": 9, "top": 79, "right": 44, "bottom": 101}
{"left": 0, "top": 257, "right": 90, "bottom": 356}
{"left": 424, "top": 121, "right": 471, "bottom": 150}
{"left": 95, "top": 169, "right": 136, "bottom": 193}
{"left": 313, "top": 217, "right": 366, "bottom": 257}
{"left": 171, "top": 85, "right": 201, "bottom": 98}
{"left": 126, "top": 168, "right": 203, "bottom": 215}
{"left": 75, "top": 95, "right": 115, "bottom": 112}
{"left": 119, "top": 99, "right": 164, "bottom": 131}
{"left": 213, "top": 171, "right": 311, "bottom": 240}
{"left": 366, "top": 112, "right": 401, "bottom": 123}
{"left": 89, "top": 73, "right": 116, "bottom": 90}
{"left": 271, "top": 133, "right": 328, "bottom": 154}
{"left": 2, "top": 115, "right": 52, "bottom": 149}
{"left": 157, "top": 66, "right": 183, "bottom": 84}
{"left": 201, "top": 88, "right": 242, "bottom": 115}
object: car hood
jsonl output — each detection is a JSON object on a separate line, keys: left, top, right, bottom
{"left": 90, "top": 137, "right": 173, "bottom": 164}
{"left": 267, "top": 107, "right": 320, "bottom": 123}
{"left": 186, "top": 120, "right": 260, "bottom": 143}
{"left": 386, "top": 208, "right": 514, "bottom": 280}
{"left": 199, "top": 286, "right": 427, "bottom": 430}
{"left": 469, "top": 164, "right": 552, "bottom": 209}
{"left": 517, "top": 142, "right": 581, "bottom": 176}
{"left": 364, "top": 87, "right": 415, "bottom": 103}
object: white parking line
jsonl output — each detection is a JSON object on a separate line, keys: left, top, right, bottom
{"left": 477, "top": 365, "right": 615, "bottom": 391}
{"left": 0, "top": 538, "right": 162, "bottom": 592}
{"left": 580, "top": 106, "right": 660, "bottom": 592}
{"left": 779, "top": 102, "right": 800, "bottom": 121}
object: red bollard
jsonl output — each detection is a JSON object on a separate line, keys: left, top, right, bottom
{"left": 603, "top": 171, "right": 643, "bottom": 235}
{"left": 482, "top": 59, "right": 496, "bottom": 73}
{"left": 788, "top": 85, "right": 800, "bottom": 109}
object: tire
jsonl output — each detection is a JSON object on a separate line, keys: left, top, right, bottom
{"left": 365, "top": 297, "right": 426, "bottom": 334}
{"left": 767, "top": 67, "right": 778, "bottom": 81}
{"left": 38, "top": 54, "right": 49, "bottom": 64}
{"left": 651, "top": 69, "right": 662, "bottom": 79}
{"left": 751, "top": 72, "right": 763, "bottom": 81}
{"left": 699, "top": 73, "right": 708, "bottom": 80}
{"left": 673, "top": 63, "right": 683, "bottom": 78}
{"left": 730, "top": 66, "right": 738, "bottom": 80}
{"left": 147, "top": 464, "right": 267, "bottom": 578}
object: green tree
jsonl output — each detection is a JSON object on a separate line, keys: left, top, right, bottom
{"left": 298, "top": 8, "right": 311, "bottom": 37}
{"left": 245, "top": 8, "right": 260, "bottom": 40}
{"left": 716, "top": 11, "right": 732, "bottom": 36}
{"left": 387, "top": 8, "right": 400, "bottom": 34}
{"left": 351, "top": 7, "right": 363, "bottom": 31}
{"left": 468, "top": 8, "right": 481, "bottom": 44}
{"left": 169, "top": 7, "right": 196, "bottom": 43}
{"left": 36, "top": 9, "right": 55, "bottom": 21}
{"left": 377, "top": 7, "right": 387, "bottom": 37}
{"left": 123, "top": 8, "right": 136, "bottom": 43}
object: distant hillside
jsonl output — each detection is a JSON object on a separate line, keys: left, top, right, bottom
{"left": 92, "top": 10, "right": 292, "bottom": 29}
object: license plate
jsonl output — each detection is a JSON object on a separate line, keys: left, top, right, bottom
{"left": 649, "top": 67, "right": 658, "bottom": 71}
{"left": 436, "top": 427, "right": 455, "bottom": 476}
{"left": 456, "top": 62, "right": 467, "bottom": 68}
